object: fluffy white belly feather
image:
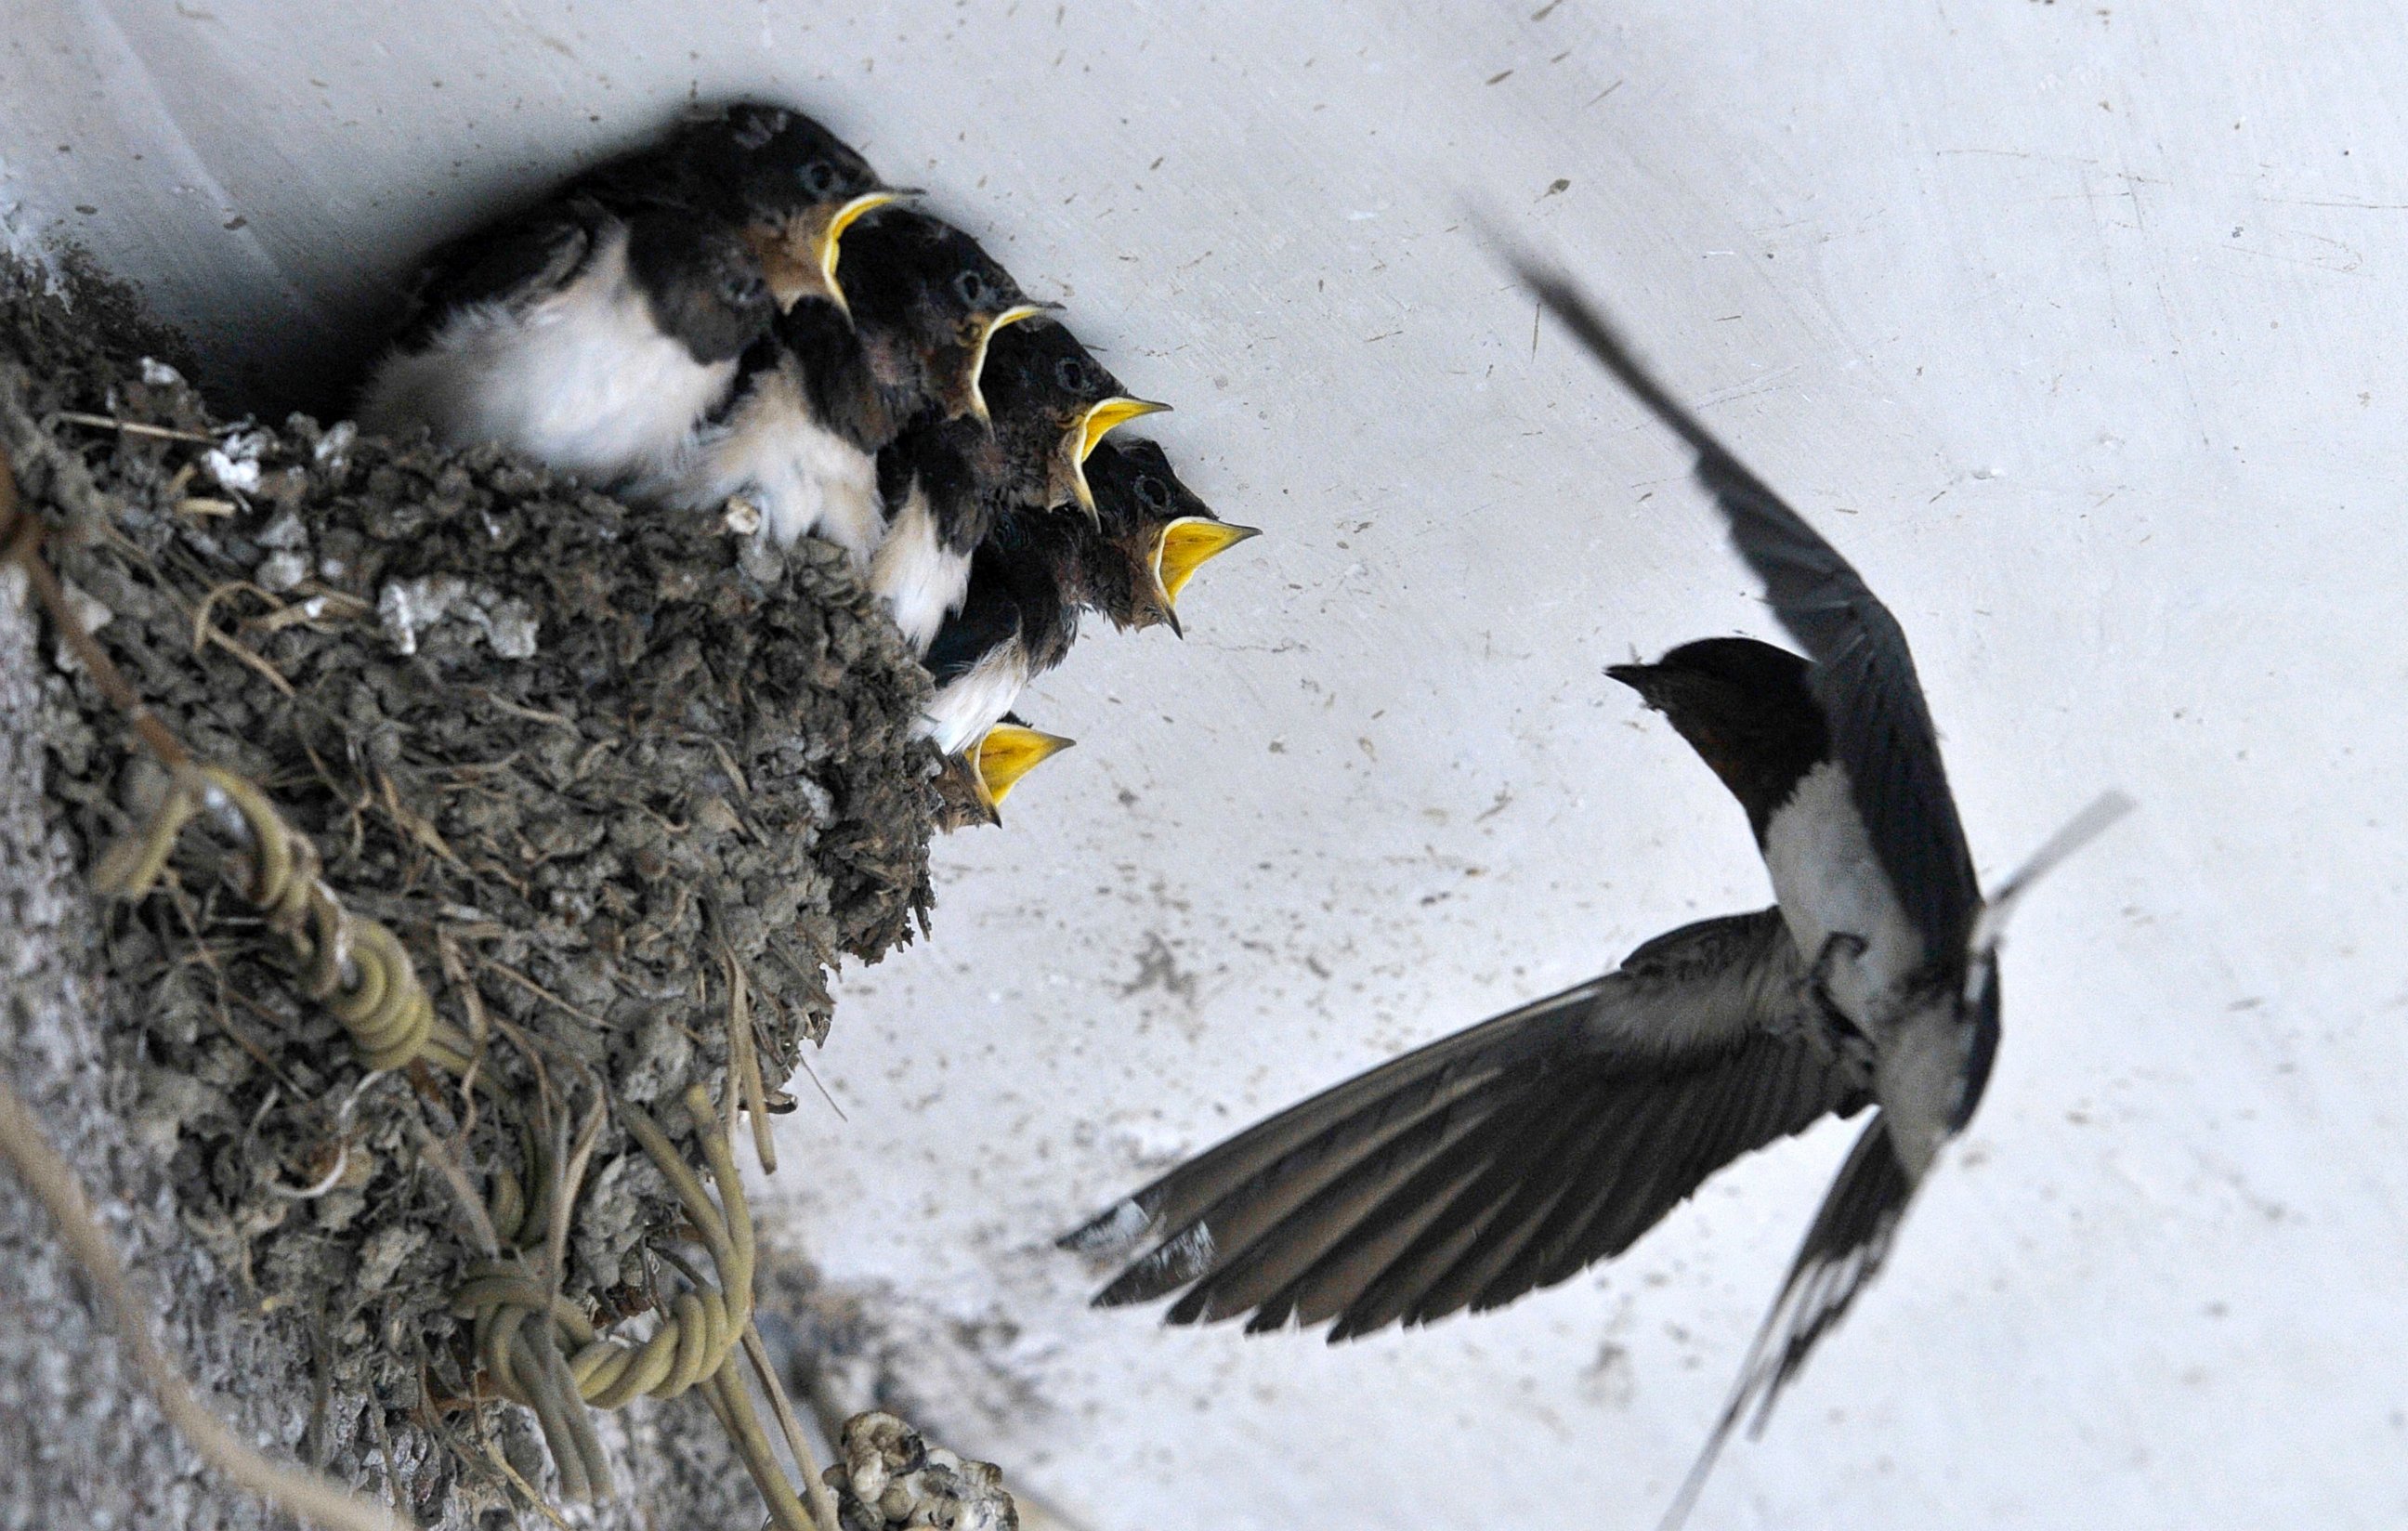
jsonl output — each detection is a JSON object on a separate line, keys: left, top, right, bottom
{"left": 869, "top": 486, "right": 971, "bottom": 653}
{"left": 359, "top": 224, "right": 732, "bottom": 484}
{"left": 638, "top": 364, "right": 882, "bottom": 566}
{"left": 1760, "top": 760, "right": 1927, "bottom": 1023}
{"left": 922, "top": 644, "right": 1029, "bottom": 754}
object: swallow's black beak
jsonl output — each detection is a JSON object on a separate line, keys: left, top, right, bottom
{"left": 1605, "top": 661, "right": 1657, "bottom": 702}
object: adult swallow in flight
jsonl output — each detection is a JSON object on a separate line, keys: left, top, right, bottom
{"left": 628, "top": 208, "right": 1044, "bottom": 562}
{"left": 931, "top": 716, "right": 1077, "bottom": 831}
{"left": 869, "top": 318, "right": 1166, "bottom": 651}
{"left": 1063, "top": 259, "right": 2127, "bottom": 1528}
{"left": 358, "top": 103, "right": 892, "bottom": 487}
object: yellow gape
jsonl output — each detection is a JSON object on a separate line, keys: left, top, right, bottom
{"left": 963, "top": 303, "right": 1050, "bottom": 424}
{"left": 1155, "top": 517, "right": 1262, "bottom": 607}
{"left": 973, "top": 722, "right": 1076, "bottom": 821}
{"left": 813, "top": 190, "right": 910, "bottom": 319}
{"left": 1065, "top": 396, "right": 1172, "bottom": 517}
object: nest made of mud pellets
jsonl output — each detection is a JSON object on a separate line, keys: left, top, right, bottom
{"left": 2, "top": 254, "right": 944, "bottom": 1521}
{"left": 825, "top": 1411, "right": 1019, "bottom": 1531}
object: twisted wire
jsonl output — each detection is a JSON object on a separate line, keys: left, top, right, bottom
{"left": 448, "top": 1085, "right": 814, "bottom": 1526}
{"left": 93, "top": 765, "right": 438, "bottom": 1072}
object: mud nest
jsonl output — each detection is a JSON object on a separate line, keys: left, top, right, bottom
{"left": 0, "top": 254, "right": 943, "bottom": 1523}
{"left": 822, "top": 1412, "right": 1018, "bottom": 1531}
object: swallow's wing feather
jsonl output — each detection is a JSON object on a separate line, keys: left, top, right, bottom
{"left": 1656, "top": 1113, "right": 1914, "bottom": 1530}
{"left": 397, "top": 199, "right": 606, "bottom": 347}
{"left": 1516, "top": 261, "right": 1982, "bottom": 959}
{"left": 1062, "top": 909, "right": 1873, "bottom": 1340}
{"left": 921, "top": 545, "right": 1021, "bottom": 686}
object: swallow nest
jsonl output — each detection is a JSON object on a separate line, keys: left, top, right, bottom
{"left": 822, "top": 1411, "right": 1019, "bottom": 1531}
{"left": 0, "top": 253, "right": 988, "bottom": 1528}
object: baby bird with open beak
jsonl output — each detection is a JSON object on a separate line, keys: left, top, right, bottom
{"left": 930, "top": 716, "right": 1077, "bottom": 831}
{"left": 628, "top": 208, "right": 1046, "bottom": 562}
{"left": 870, "top": 317, "right": 1169, "bottom": 651}
{"left": 1077, "top": 437, "right": 1262, "bottom": 638}
{"left": 360, "top": 102, "right": 895, "bottom": 487}
{"left": 915, "top": 439, "right": 1258, "bottom": 752}
{"left": 646, "top": 104, "right": 899, "bottom": 320}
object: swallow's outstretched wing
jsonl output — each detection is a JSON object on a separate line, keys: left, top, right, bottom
{"left": 1515, "top": 262, "right": 1982, "bottom": 962}
{"left": 1063, "top": 909, "right": 1872, "bottom": 1340}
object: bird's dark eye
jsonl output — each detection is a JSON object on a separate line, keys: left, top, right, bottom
{"left": 797, "top": 161, "right": 840, "bottom": 198}
{"left": 719, "top": 269, "right": 766, "bottom": 308}
{"left": 1135, "top": 475, "right": 1171, "bottom": 511}
{"left": 952, "top": 269, "right": 991, "bottom": 308}
{"left": 1054, "top": 357, "right": 1092, "bottom": 393}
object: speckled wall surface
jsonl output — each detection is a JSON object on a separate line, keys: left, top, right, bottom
{"left": 7, "top": 3, "right": 2406, "bottom": 1526}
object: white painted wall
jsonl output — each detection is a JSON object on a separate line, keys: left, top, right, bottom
{"left": 9, "top": 3, "right": 2406, "bottom": 1527}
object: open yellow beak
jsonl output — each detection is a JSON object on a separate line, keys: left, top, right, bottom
{"left": 974, "top": 723, "right": 1075, "bottom": 818}
{"left": 814, "top": 190, "right": 908, "bottom": 321}
{"left": 963, "top": 303, "right": 1050, "bottom": 425}
{"left": 1080, "top": 397, "right": 1171, "bottom": 461}
{"left": 1154, "top": 517, "right": 1261, "bottom": 615}
{"left": 1066, "top": 397, "right": 1172, "bottom": 518}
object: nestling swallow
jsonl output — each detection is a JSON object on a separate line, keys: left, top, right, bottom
{"left": 358, "top": 102, "right": 890, "bottom": 485}
{"left": 628, "top": 208, "right": 1044, "bottom": 561}
{"left": 979, "top": 318, "right": 1173, "bottom": 522}
{"left": 624, "top": 101, "right": 897, "bottom": 318}
{"left": 869, "top": 318, "right": 1165, "bottom": 650}
{"left": 931, "top": 716, "right": 1077, "bottom": 831}
{"left": 915, "top": 521, "right": 1072, "bottom": 753}
{"left": 1080, "top": 437, "right": 1262, "bottom": 637}
{"left": 914, "top": 442, "right": 1253, "bottom": 746}
{"left": 1064, "top": 262, "right": 2126, "bottom": 1528}
{"left": 837, "top": 212, "right": 1053, "bottom": 428}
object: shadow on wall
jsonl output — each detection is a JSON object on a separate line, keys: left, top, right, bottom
{"left": 130, "top": 140, "right": 648, "bottom": 423}
{"left": 16, "top": 83, "right": 714, "bottom": 421}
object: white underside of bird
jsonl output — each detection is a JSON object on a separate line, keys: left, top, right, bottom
{"left": 1761, "top": 760, "right": 1962, "bottom": 1173}
{"left": 633, "top": 361, "right": 883, "bottom": 566}
{"left": 359, "top": 224, "right": 731, "bottom": 485}
{"left": 1760, "top": 762, "right": 1927, "bottom": 1012}
{"left": 869, "top": 483, "right": 972, "bottom": 653}
{"left": 922, "top": 644, "right": 1029, "bottom": 755}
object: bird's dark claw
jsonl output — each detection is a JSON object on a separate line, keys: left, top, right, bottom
{"left": 1807, "top": 932, "right": 1871, "bottom": 1038}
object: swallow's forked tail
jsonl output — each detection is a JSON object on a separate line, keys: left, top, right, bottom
{"left": 1656, "top": 1112, "right": 1914, "bottom": 1531}
{"left": 1969, "top": 790, "right": 2136, "bottom": 975}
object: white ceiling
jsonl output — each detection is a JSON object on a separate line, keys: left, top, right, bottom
{"left": 9, "top": 2, "right": 2406, "bottom": 1527}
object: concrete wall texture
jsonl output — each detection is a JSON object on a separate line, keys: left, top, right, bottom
{"left": 7, "top": 3, "right": 2404, "bottom": 1527}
